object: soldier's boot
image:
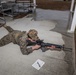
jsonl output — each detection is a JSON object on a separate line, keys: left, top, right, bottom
{"left": 0, "top": 24, "right": 14, "bottom": 32}
{"left": 0, "top": 24, "right": 9, "bottom": 28}
{"left": 0, "top": 23, "right": 5, "bottom": 28}
{"left": 3, "top": 25, "right": 14, "bottom": 32}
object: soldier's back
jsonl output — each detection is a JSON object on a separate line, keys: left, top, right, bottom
{"left": 11, "top": 30, "right": 27, "bottom": 44}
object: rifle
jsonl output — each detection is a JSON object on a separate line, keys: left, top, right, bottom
{"left": 36, "top": 40, "right": 72, "bottom": 52}
{"left": 26, "top": 39, "right": 72, "bottom": 52}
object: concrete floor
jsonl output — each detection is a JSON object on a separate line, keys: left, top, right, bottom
{"left": 0, "top": 9, "right": 74, "bottom": 75}
{"left": 36, "top": 9, "right": 74, "bottom": 75}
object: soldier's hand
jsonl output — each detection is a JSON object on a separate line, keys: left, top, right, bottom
{"left": 32, "top": 45, "right": 41, "bottom": 50}
{"left": 46, "top": 45, "right": 56, "bottom": 49}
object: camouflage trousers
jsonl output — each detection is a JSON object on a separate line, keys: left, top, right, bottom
{"left": 0, "top": 26, "right": 33, "bottom": 55}
{"left": 0, "top": 26, "right": 14, "bottom": 47}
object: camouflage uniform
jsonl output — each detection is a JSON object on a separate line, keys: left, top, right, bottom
{"left": 0, "top": 25, "right": 39, "bottom": 55}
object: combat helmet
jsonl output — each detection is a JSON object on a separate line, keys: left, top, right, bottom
{"left": 27, "top": 29, "right": 39, "bottom": 41}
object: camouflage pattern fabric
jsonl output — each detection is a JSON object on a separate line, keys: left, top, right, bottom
{"left": 0, "top": 33, "right": 13, "bottom": 46}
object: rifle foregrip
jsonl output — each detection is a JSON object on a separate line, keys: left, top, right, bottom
{"left": 41, "top": 43, "right": 63, "bottom": 49}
